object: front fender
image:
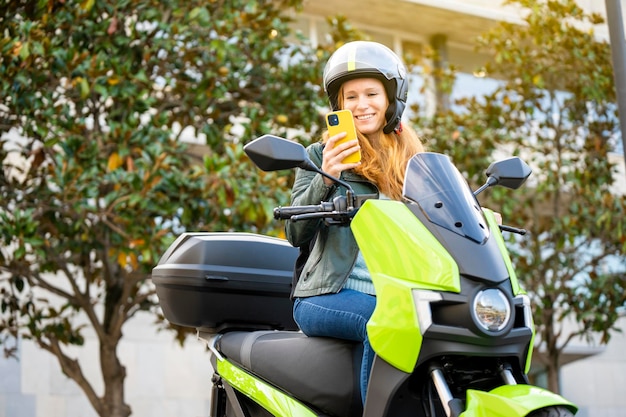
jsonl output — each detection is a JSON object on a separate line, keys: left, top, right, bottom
{"left": 462, "top": 385, "right": 577, "bottom": 417}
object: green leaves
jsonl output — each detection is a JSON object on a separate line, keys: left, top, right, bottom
{"left": 0, "top": 0, "right": 334, "bottom": 413}
{"left": 203, "top": 141, "right": 293, "bottom": 235}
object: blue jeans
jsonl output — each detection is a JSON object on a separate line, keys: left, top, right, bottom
{"left": 293, "top": 289, "right": 376, "bottom": 404}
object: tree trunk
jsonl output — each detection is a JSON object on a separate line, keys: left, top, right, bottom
{"left": 99, "top": 342, "right": 131, "bottom": 417}
{"left": 545, "top": 351, "right": 561, "bottom": 394}
{"left": 542, "top": 309, "right": 562, "bottom": 395}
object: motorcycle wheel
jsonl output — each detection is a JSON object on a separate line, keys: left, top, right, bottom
{"left": 526, "top": 406, "right": 576, "bottom": 417}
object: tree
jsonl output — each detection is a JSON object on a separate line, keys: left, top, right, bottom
{"left": 0, "top": 1, "right": 332, "bottom": 416}
{"left": 414, "top": 0, "right": 626, "bottom": 393}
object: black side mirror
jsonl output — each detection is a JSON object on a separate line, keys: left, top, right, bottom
{"left": 486, "top": 157, "right": 532, "bottom": 189}
{"left": 473, "top": 156, "right": 532, "bottom": 196}
{"left": 244, "top": 134, "right": 359, "bottom": 208}
{"left": 243, "top": 134, "right": 314, "bottom": 172}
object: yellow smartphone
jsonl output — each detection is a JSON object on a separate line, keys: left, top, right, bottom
{"left": 325, "top": 109, "right": 361, "bottom": 164}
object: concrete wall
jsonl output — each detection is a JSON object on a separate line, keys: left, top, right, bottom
{"left": 0, "top": 313, "right": 213, "bottom": 417}
{"left": 561, "top": 316, "right": 626, "bottom": 417}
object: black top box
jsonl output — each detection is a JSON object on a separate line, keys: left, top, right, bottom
{"left": 152, "top": 232, "right": 299, "bottom": 333}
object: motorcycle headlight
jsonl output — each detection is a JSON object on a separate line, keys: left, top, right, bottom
{"left": 472, "top": 289, "right": 511, "bottom": 332}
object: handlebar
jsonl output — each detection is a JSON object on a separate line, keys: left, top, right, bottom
{"left": 274, "top": 198, "right": 354, "bottom": 225}
{"left": 499, "top": 224, "right": 527, "bottom": 235}
{"left": 275, "top": 194, "right": 528, "bottom": 235}
{"left": 274, "top": 194, "right": 377, "bottom": 224}
{"left": 273, "top": 201, "right": 336, "bottom": 220}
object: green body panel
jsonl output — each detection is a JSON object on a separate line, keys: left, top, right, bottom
{"left": 216, "top": 358, "right": 317, "bottom": 417}
{"left": 482, "top": 208, "right": 535, "bottom": 373}
{"left": 462, "top": 384, "right": 578, "bottom": 417}
{"left": 351, "top": 199, "right": 460, "bottom": 373}
{"left": 482, "top": 208, "right": 522, "bottom": 295}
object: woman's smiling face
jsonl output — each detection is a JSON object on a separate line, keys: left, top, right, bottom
{"left": 340, "top": 77, "right": 389, "bottom": 138}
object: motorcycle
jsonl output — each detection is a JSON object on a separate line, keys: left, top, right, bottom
{"left": 152, "top": 134, "right": 578, "bottom": 417}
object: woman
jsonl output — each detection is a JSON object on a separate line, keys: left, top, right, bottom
{"left": 285, "top": 41, "right": 425, "bottom": 404}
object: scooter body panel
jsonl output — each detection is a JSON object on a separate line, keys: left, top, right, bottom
{"left": 352, "top": 199, "right": 460, "bottom": 372}
{"left": 462, "top": 385, "right": 578, "bottom": 417}
{"left": 216, "top": 358, "right": 318, "bottom": 417}
{"left": 481, "top": 208, "right": 522, "bottom": 296}
{"left": 216, "top": 330, "right": 363, "bottom": 417}
{"left": 482, "top": 209, "right": 536, "bottom": 373}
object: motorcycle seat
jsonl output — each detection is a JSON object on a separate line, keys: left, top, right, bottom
{"left": 218, "top": 330, "right": 363, "bottom": 417}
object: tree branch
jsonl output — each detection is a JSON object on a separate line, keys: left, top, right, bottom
{"left": 38, "top": 337, "right": 103, "bottom": 416}
{"left": 28, "top": 271, "right": 76, "bottom": 303}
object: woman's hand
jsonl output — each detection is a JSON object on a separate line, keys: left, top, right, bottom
{"left": 321, "top": 132, "right": 361, "bottom": 185}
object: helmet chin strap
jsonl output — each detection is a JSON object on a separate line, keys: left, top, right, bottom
{"left": 383, "top": 97, "right": 405, "bottom": 134}
{"left": 382, "top": 116, "right": 401, "bottom": 134}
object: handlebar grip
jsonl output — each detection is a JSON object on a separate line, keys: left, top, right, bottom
{"left": 274, "top": 203, "right": 331, "bottom": 219}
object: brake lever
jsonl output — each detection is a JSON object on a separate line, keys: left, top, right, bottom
{"left": 290, "top": 210, "right": 356, "bottom": 224}
{"left": 290, "top": 212, "right": 335, "bottom": 222}
{"left": 324, "top": 209, "right": 359, "bottom": 226}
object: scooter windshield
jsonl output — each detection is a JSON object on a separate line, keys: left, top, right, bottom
{"left": 402, "top": 152, "right": 489, "bottom": 244}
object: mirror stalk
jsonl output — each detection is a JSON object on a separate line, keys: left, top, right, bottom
{"left": 300, "top": 160, "right": 356, "bottom": 210}
{"left": 473, "top": 176, "right": 498, "bottom": 196}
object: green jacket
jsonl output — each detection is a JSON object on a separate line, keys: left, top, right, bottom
{"left": 286, "top": 142, "right": 378, "bottom": 298}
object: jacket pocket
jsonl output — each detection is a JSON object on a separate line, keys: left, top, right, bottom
{"left": 300, "top": 227, "right": 327, "bottom": 283}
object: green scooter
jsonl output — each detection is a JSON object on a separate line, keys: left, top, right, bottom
{"left": 152, "top": 134, "right": 577, "bottom": 417}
